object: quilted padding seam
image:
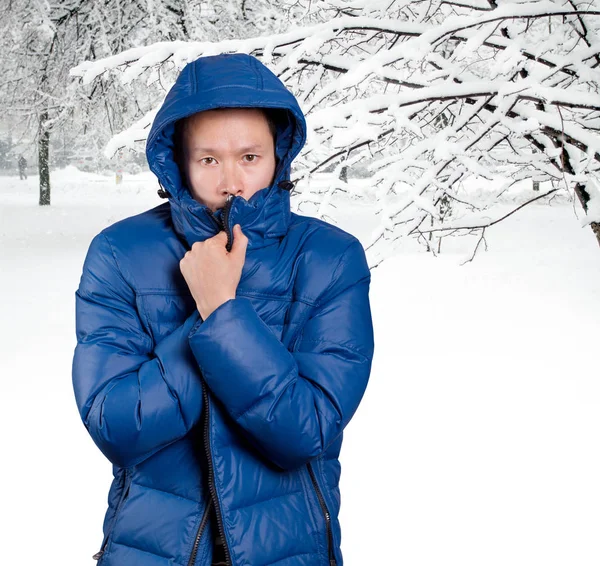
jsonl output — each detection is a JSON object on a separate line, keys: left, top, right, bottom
{"left": 238, "top": 289, "right": 301, "bottom": 303}
{"left": 132, "top": 287, "right": 317, "bottom": 307}
{"left": 135, "top": 289, "right": 313, "bottom": 306}
{"left": 240, "top": 289, "right": 316, "bottom": 306}
{"left": 315, "top": 240, "right": 355, "bottom": 307}
{"left": 296, "top": 338, "right": 370, "bottom": 362}
{"left": 241, "top": 290, "right": 317, "bottom": 307}
{"left": 136, "top": 289, "right": 193, "bottom": 296}
{"left": 262, "top": 551, "right": 317, "bottom": 566}
{"left": 250, "top": 55, "right": 263, "bottom": 90}
{"left": 101, "top": 232, "right": 140, "bottom": 293}
{"left": 132, "top": 481, "right": 203, "bottom": 505}
{"left": 264, "top": 185, "right": 284, "bottom": 238}
{"left": 138, "top": 294, "right": 155, "bottom": 345}
{"left": 116, "top": 433, "right": 184, "bottom": 468}
{"left": 287, "top": 303, "right": 314, "bottom": 354}
{"left": 315, "top": 273, "right": 370, "bottom": 310}
{"left": 190, "top": 59, "right": 197, "bottom": 95}
{"left": 187, "top": 85, "right": 287, "bottom": 94}
{"left": 98, "top": 232, "right": 155, "bottom": 355}
{"left": 227, "top": 488, "right": 305, "bottom": 513}
{"left": 107, "top": 540, "right": 186, "bottom": 565}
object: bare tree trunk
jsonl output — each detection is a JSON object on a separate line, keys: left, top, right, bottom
{"left": 39, "top": 111, "right": 50, "bottom": 206}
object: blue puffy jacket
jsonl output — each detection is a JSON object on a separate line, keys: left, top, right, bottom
{"left": 72, "top": 53, "right": 374, "bottom": 566}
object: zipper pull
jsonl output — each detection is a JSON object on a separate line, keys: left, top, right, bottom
{"left": 222, "top": 195, "right": 235, "bottom": 252}
{"left": 92, "top": 550, "right": 104, "bottom": 560}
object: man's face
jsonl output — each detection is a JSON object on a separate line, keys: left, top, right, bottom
{"left": 181, "top": 108, "right": 277, "bottom": 212}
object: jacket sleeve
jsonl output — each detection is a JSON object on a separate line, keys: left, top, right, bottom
{"left": 188, "top": 238, "right": 374, "bottom": 470}
{"left": 72, "top": 232, "right": 204, "bottom": 469}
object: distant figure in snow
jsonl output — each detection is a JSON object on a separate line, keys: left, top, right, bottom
{"left": 18, "top": 155, "right": 27, "bottom": 180}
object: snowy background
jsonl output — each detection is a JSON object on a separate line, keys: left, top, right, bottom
{"left": 1, "top": 167, "right": 599, "bottom": 565}
{"left": 3, "top": 0, "right": 600, "bottom": 563}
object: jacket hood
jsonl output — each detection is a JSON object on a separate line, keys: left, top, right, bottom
{"left": 145, "top": 53, "right": 307, "bottom": 249}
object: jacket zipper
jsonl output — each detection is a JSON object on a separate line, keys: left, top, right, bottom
{"left": 222, "top": 195, "right": 234, "bottom": 252}
{"left": 93, "top": 469, "right": 131, "bottom": 561}
{"left": 307, "top": 462, "right": 336, "bottom": 566}
{"left": 187, "top": 195, "right": 235, "bottom": 566}
{"left": 207, "top": 195, "right": 234, "bottom": 252}
{"left": 186, "top": 497, "right": 213, "bottom": 566}
{"left": 199, "top": 386, "right": 232, "bottom": 566}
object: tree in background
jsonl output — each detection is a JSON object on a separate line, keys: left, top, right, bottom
{"left": 0, "top": 1, "right": 293, "bottom": 205}
{"left": 71, "top": 0, "right": 600, "bottom": 264}
{"left": 0, "top": 1, "right": 141, "bottom": 204}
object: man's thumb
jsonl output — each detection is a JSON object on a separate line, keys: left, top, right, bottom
{"left": 231, "top": 224, "right": 248, "bottom": 256}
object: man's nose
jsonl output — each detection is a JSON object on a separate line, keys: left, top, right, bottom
{"left": 220, "top": 163, "right": 243, "bottom": 196}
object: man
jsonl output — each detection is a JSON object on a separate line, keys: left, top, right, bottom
{"left": 18, "top": 155, "right": 27, "bottom": 180}
{"left": 73, "top": 53, "right": 374, "bottom": 566}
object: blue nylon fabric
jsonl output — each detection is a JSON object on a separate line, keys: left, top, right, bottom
{"left": 73, "top": 53, "right": 374, "bottom": 566}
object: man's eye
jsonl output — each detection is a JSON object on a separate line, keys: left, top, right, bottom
{"left": 244, "top": 155, "right": 257, "bottom": 162}
{"left": 201, "top": 157, "right": 215, "bottom": 165}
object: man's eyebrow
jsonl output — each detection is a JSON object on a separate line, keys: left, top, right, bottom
{"left": 190, "top": 144, "right": 265, "bottom": 154}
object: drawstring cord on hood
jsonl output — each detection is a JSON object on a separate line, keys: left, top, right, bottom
{"left": 278, "top": 180, "right": 294, "bottom": 192}
{"left": 157, "top": 181, "right": 170, "bottom": 198}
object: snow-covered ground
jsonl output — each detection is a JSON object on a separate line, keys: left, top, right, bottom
{"left": 1, "top": 168, "right": 599, "bottom": 565}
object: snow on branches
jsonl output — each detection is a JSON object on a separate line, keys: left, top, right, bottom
{"left": 70, "top": 0, "right": 600, "bottom": 264}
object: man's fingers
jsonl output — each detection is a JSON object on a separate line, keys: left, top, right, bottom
{"left": 231, "top": 224, "right": 248, "bottom": 257}
{"left": 203, "top": 231, "right": 227, "bottom": 247}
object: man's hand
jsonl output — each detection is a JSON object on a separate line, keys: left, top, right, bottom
{"left": 180, "top": 224, "right": 248, "bottom": 320}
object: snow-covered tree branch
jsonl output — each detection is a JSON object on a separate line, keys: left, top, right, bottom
{"left": 70, "top": 0, "right": 600, "bottom": 264}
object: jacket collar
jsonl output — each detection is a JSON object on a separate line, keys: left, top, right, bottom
{"left": 169, "top": 181, "right": 292, "bottom": 250}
